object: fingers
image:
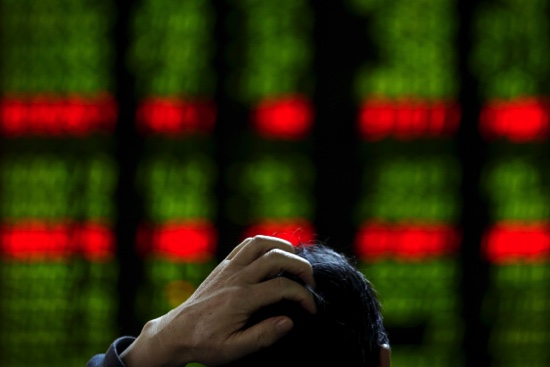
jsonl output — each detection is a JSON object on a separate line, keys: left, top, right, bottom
{"left": 226, "top": 235, "right": 296, "bottom": 265}
{"left": 251, "top": 276, "right": 317, "bottom": 314}
{"left": 243, "top": 247, "right": 316, "bottom": 289}
{"left": 226, "top": 277, "right": 317, "bottom": 357}
{"left": 226, "top": 235, "right": 315, "bottom": 289}
{"left": 225, "top": 237, "right": 253, "bottom": 260}
{"left": 230, "top": 316, "right": 295, "bottom": 357}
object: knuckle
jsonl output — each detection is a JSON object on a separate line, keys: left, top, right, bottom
{"left": 264, "top": 247, "right": 282, "bottom": 259}
{"left": 277, "top": 277, "right": 298, "bottom": 297}
{"left": 225, "top": 285, "right": 249, "bottom": 304}
{"left": 261, "top": 248, "right": 284, "bottom": 267}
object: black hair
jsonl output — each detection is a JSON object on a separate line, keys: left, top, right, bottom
{"left": 219, "top": 242, "right": 389, "bottom": 367}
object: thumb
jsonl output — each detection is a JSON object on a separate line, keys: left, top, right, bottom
{"left": 273, "top": 316, "right": 294, "bottom": 335}
{"left": 234, "top": 316, "right": 294, "bottom": 355}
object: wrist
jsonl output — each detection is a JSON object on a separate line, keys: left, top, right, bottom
{"left": 121, "top": 317, "right": 192, "bottom": 367}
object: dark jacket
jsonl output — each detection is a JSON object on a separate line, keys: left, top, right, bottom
{"left": 86, "top": 337, "right": 135, "bottom": 367}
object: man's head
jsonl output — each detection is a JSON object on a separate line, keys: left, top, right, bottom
{"left": 221, "top": 242, "right": 390, "bottom": 367}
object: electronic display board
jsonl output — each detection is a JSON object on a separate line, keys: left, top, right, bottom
{"left": 129, "top": 0, "right": 218, "bottom": 326}
{"left": 225, "top": 0, "right": 316, "bottom": 244}
{"left": 348, "top": 0, "right": 463, "bottom": 365}
{"left": 0, "top": 1, "right": 118, "bottom": 366}
{"left": 0, "top": 1, "right": 548, "bottom": 366}
{"left": 473, "top": 0, "right": 550, "bottom": 365}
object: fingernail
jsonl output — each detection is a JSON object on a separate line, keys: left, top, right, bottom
{"left": 275, "top": 318, "right": 293, "bottom": 334}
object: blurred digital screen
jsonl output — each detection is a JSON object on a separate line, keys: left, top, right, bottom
{"left": 0, "top": 0, "right": 548, "bottom": 366}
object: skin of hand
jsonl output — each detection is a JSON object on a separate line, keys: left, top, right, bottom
{"left": 120, "top": 235, "right": 317, "bottom": 367}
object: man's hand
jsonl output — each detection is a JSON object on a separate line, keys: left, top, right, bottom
{"left": 121, "top": 235, "right": 317, "bottom": 367}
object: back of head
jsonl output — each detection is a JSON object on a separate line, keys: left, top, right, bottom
{"left": 220, "top": 242, "right": 389, "bottom": 367}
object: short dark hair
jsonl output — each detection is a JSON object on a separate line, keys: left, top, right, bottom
{"left": 221, "top": 242, "right": 389, "bottom": 367}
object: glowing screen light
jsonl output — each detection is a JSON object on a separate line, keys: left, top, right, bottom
{"left": 228, "top": 0, "right": 314, "bottom": 105}
{"left": 251, "top": 95, "right": 313, "bottom": 140}
{"left": 473, "top": 0, "right": 550, "bottom": 365}
{"left": 225, "top": 0, "right": 316, "bottom": 241}
{"left": 135, "top": 220, "right": 217, "bottom": 326}
{"left": 349, "top": 0, "right": 459, "bottom": 140}
{"left": 479, "top": 98, "right": 549, "bottom": 142}
{"left": 354, "top": 144, "right": 462, "bottom": 367}
{"left": 355, "top": 222, "right": 460, "bottom": 260}
{"left": 243, "top": 219, "right": 316, "bottom": 246}
{"left": 482, "top": 155, "right": 549, "bottom": 222}
{"left": 138, "top": 221, "right": 217, "bottom": 263}
{"left": 483, "top": 222, "right": 550, "bottom": 264}
{"left": 136, "top": 142, "right": 218, "bottom": 265}
{"left": 358, "top": 99, "right": 461, "bottom": 141}
{"left": 0, "top": 1, "right": 114, "bottom": 96}
{"left": 0, "top": 0, "right": 118, "bottom": 365}
{"left": 226, "top": 140, "right": 316, "bottom": 243}
{"left": 481, "top": 223, "right": 550, "bottom": 367}
{"left": 356, "top": 248, "right": 462, "bottom": 363}
{"left": 2, "top": 2, "right": 549, "bottom": 367}
{"left": 0, "top": 0, "right": 116, "bottom": 136}
{"left": 129, "top": 0, "right": 217, "bottom": 135}
{"left": 472, "top": 0, "right": 550, "bottom": 142}
{"left": 136, "top": 98, "right": 216, "bottom": 135}
{"left": 1, "top": 222, "right": 113, "bottom": 261}
{"left": 0, "top": 149, "right": 118, "bottom": 367}
{"left": 480, "top": 146, "right": 550, "bottom": 366}
{"left": 348, "top": 0, "right": 463, "bottom": 364}
{"left": 355, "top": 151, "right": 461, "bottom": 222}
{"left": 129, "top": 0, "right": 218, "bottom": 331}
{"left": 0, "top": 95, "right": 117, "bottom": 136}
{"left": 137, "top": 141, "right": 217, "bottom": 223}
{"left": 0, "top": 249, "right": 117, "bottom": 366}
